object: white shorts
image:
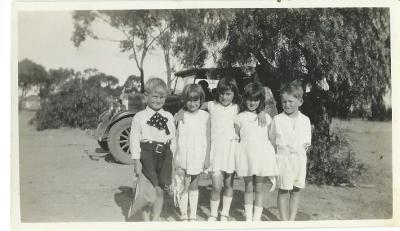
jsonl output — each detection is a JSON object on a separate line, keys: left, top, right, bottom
{"left": 276, "top": 153, "right": 307, "bottom": 190}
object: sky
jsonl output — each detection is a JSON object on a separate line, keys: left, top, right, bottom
{"left": 18, "top": 11, "right": 170, "bottom": 85}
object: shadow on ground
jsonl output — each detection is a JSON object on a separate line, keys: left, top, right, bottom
{"left": 113, "top": 184, "right": 310, "bottom": 221}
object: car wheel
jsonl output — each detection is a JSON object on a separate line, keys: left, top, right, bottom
{"left": 107, "top": 117, "right": 134, "bottom": 165}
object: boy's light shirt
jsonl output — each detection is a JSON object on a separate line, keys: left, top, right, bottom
{"left": 269, "top": 111, "right": 311, "bottom": 156}
{"left": 130, "top": 106, "right": 176, "bottom": 159}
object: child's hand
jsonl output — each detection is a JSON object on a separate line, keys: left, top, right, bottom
{"left": 304, "top": 143, "right": 311, "bottom": 152}
{"left": 203, "top": 160, "right": 210, "bottom": 171}
{"left": 174, "top": 109, "right": 185, "bottom": 125}
{"left": 133, "top": 159, "right": 142, "bottom": 177}
{"left": 256, "top": 110, "right": 267, "bottom": 127}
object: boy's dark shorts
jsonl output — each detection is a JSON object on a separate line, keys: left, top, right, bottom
{"left": 140, "top": 141, "right": 172, "bottom": 189}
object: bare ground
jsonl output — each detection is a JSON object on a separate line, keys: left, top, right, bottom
{"left": 18, "top": 111, "right": 392, "bottom": 222}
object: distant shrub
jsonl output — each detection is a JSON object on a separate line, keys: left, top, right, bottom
{"left": 384, "top": 107, "right": 392, "bottom": 121}
{"left": 307, "top": 127, "right": 365, "bottom": 186}
{"left": 33, "top": 78, "right": 116, "bottom": 130}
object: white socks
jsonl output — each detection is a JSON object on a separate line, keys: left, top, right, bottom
{"left": 244, "top": 204, "right": 253, "bottom": 221}
{"left": 210, "top": 199, "right": 220, "bottom": 218}
{"left": 179, "top": 191, "right": 189, "bottom": 219}
{"left": 189, "top": 190, "right": 199, "bottom": 220}
{"left": 253, "top": 206, "right": 263, "bottom": 221}
{"left": 221, "top": 196, "right": 233, "bottom": 217}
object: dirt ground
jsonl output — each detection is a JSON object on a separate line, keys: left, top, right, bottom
{"left": 18, "top": 111, "right": 392, "bottom": 222}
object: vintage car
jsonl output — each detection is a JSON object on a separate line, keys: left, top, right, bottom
{"left": 95, "top": 67, "right": 249, "bottom": 164}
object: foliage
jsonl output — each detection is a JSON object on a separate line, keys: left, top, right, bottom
{"left": 39, "top": 68, "right": 75, "bottom": 99}
{"left": 71, "top": 10, "right": 168, "bottom": 92}
{"left": 307, "top": 127, "right": 365, "bottom": 186}
{"left": 18, "top": 59, "right": 48, "bottom": 108}
{"left": 123, "top": 74, "right": 141, "bottom": 93}
{"left": 34, "top": 72, "right": 121, "bottom": 130}
{"left": 169, "top": 9, "right": 233, "bottom": 68}
{"left": 218, "top": 8, "right": 390, "bottom": 122}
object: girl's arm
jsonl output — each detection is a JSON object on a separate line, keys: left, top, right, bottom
{"left": 200, "top": 101, "right": 209, "bottom": 111}
{"left": 256, "top": 110, "right": 267, "bottom": 127}
{"left": 174, "top": 123, "right": 180, "bottom": 168}
{"left": 234, "top": 115, "right": 241, "bottom": 142}
{"left": 203, "top": 115, "right": 211, "bottom": 170}
{"left": 174, "top": 102, "right": 209, "bottom": 125}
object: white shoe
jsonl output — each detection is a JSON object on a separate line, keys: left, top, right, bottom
{"left": 207, "top": 216, "right": 217, "bottom": 221}
{"left": 180, "top": 214, "right": 189, "bottom": 221}
{"left": 220, "top": 215, "right": 229, "bottom": 221}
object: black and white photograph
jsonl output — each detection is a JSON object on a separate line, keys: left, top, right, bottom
{"left": 11, "top": 1, "right": 399, "bottom": 230}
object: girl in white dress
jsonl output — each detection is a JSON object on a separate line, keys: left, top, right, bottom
{"left": 205, "top": 78, "right": 241, "bottom": 221}
{"left": 234, "top": 82, "right": 279, "bottom": 221}
{"left": 174, "top": 84, "right": 211, "bottom": 221}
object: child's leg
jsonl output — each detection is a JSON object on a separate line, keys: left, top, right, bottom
{"left": 220, "top": 172, "right": 235, "bottom": 220}
{"left": 209, "top": 172, "right": 223, "bottom": 220}
{"left": 277, "top": 189, "right": 290, "bottom": 221}
{"left": 243, "top": 176, "right": 254, "bottom": 221}
{"left": 188, "top": 174, "right": 200, "bottom": 220}
{"left": 253, "top": 176, "right": 266, "bottom": 221}
{"left": 179, "top": 190, "right": 189, "bottom": 220}
{"left": 289, "top": 187, "right": 301, "bottom": 221}
{"left": 142, "top": 205, "right": 151, "bottom": 221}
{"left": 151, "top": 186, "right": 164, "bottom": 221}
{"left": 177, "top": 170, "right": 190, "bottom": 221}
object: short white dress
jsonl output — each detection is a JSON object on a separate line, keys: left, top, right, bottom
{"left": 208, "top": 101, "right": 239, "bottom": 174}
{"left": 234, "top": 112, "right": 279, "bottom": 177}
{"left": 175, "top": 110, "right": 210, "bottom": 175}
{"left": 269, "top": 112, "right": 312, "bottom": 190}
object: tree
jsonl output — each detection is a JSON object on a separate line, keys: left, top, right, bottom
{"left": 71, "top": 10, "right": 169, "bottom": 92}
{"left": 18, "top": 59, "right": 48, "bottom": 108}
{"left": 168, "top": 9, "right": 233, "bottom": 69}
{"left": 123, "top": 74, "right": 141, "bottom": 93}
{"left": 39, "top": 68, "right": 75, "bottom": 99}
{"left": 218, "top": 8, "right": 390, "bottom": 124}
{"left": 210, "top": 8, "right": 388, "bottom": 184}
{"left": 34, "top": 70, "right": 121, "bottom": 130}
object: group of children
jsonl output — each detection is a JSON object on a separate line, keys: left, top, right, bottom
{"left": 128, "top": 76, "right": 311, "bottom": 222}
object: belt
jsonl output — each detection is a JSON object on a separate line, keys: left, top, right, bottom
{"left": 140, "top": 140, "right": 171, "bottom": 154}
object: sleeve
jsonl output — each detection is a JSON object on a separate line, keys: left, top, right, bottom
{"left": 167, "top": 113, "right": 177, "bottom": 156}
{"left": 130, "top": 114, "right": 141, "bottom": 159}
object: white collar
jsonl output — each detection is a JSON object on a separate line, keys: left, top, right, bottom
{"left": 145, "top": 106, "right": 165, "bottom": 114}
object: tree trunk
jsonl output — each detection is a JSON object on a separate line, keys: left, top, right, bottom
{"left": 164, "top": 52, "right": 172, "bottom": 88}
{"left": 139, "top": 68, "right": 145, "bottom": 93}
{"left": 19, "top": 88, "right": 27, "bottom": 110}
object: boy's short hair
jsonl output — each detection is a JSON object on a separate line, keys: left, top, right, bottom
{"left": 181, "top": 83, "right": 205, "bottom": 106}
{"left": 144, "top": 78, "right": 169, "bottom": 94}
{"left": 280, "top": 80, "right": 304, "bottom": 100}
{"left": 216, "top": 77, "right": 240, "bottom": 104}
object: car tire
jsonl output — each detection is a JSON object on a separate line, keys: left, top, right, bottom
{"left": 107, "top": 117, "right": 134, "bottom": 165}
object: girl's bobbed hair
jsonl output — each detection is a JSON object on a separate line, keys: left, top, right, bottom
{"left": 216, "top": 77, "right": 240, "bottom": 104}
{"left": 240, "top": 82, "right": 266, "bottom": 113}
{"left": 181, "top": 83, "right": 205, "bottom": 110}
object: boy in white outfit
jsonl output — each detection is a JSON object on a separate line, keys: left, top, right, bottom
{"left": 269, "top": 80, "right": 312, "bottom": 221}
